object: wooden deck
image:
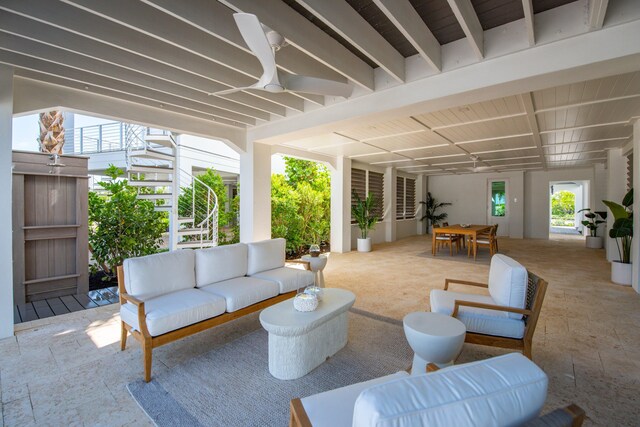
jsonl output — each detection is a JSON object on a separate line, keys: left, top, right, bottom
{"left": 14, "top": 287, "right": 119, "bottom": 324}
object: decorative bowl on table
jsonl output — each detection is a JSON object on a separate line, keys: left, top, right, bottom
{"left": 304, "top": 285, "right": 324, "bottom": 302}
{"left": 294, "top": 292, "right": 318, "bottom": 312}
{"left": 460, "top": 224, "right": 470, "bottom": 228}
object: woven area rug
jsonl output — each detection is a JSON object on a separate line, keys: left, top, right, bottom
{"left": 128, "top": 309, "right": 413, "bottom": 427}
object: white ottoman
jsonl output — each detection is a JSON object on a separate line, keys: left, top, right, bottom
{"left": 259, "top": 288, "right": 355, "bottom": 380}
{"left": 403, "top": 312, "right": 466, "bottom": 375}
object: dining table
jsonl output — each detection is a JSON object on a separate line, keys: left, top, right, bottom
{"left": 432, "top": 224, "right": 493, "bottom": 261}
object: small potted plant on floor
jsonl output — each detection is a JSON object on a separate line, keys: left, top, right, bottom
{"left": 352, "top": 190, "right": 377, "bottom": 252}
{"left": 577, "top": 208, "right": 605, "bottom": 248}
{"left": 603, "top": 188, "right": 633, "bottom": 286}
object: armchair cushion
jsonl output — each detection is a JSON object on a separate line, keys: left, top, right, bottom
{"left": 353, "top": 353, "right": 547, "bottom": 427}
{"left": 123, "top": 250, "right": 196, "bottom": 301}
{"left": 199, "top": 277, "right": 279, "bottom": 312}
{"left": 488, "top": 254, "right": 528, "bottom": 320}
{"left": 120, "top": 288, "right": 226, "bottom": 337}
{"left": 247, "top": 238, "right": 286, "bottom": 275}
{"left": 250, "top": 266, "right": 314, "bottom": 293}
{"left": 430, "top": 290, "right": 525, "bottom": 338}
{"left": 195, "top": 243, "right": 248, "bottom": 287}
{"left": 300, "top": 372, "right": 409, "bottom": 427}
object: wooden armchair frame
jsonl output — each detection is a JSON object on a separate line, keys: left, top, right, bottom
{"left": 444, "top": 272, "right": 548, "bottom": 359}
{"left": 117, "top": 260, "right": 310, "bottom": 382}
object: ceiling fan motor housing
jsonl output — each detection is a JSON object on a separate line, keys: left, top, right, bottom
{"left": 266, "top": 30, "right": 285, "bottom": 50}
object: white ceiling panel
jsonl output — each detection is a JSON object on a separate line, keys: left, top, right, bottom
{"left": 337, "top": 117, "right": 425, "bottom": 141}
{"left": 312, "top": 142, "right": 385, "bottom": 157}
{"left": 461, "top": 135, "right": 537, "bottom": 153}
{"left": 481, "top": 149, "right": 540, "bottom": 160}
{"left": 365, "top": 131, "right": 448, "bottom": 151}
{"left": 281, "top": 133, "right": 353, "bottom": 150}
{"left": 414, "top": 95, "right": 524, "bottom": 128}
{"left": 440, "top": 116, "right": 532, "bottom": 143}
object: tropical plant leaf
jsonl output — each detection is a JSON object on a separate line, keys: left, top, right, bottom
{"left": 622, "top": 188, "right": 633, "bottom": 208}
{"left": 602, "top": 200, "right": 629, "bottom": 221}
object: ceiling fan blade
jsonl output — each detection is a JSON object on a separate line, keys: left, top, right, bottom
{"left": 207, "top": 86, "right": 254, "bottom": 96}
{"left": 281, "top": 74, "right": 353, "bottom": 98}
{"left": 234, "top": 13, "right": 277, "bottom": 83}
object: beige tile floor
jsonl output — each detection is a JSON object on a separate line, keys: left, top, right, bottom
{"left": 1, "top": 235, "right": 639, "bottom": 426}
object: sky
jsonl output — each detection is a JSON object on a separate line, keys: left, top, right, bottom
{"left": 12, "top": 112, "right": 287, "bottom": 174}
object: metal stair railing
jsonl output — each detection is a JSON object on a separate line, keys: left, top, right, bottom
{"left": 177, "top": 168, "right": 219, "bottom": 248}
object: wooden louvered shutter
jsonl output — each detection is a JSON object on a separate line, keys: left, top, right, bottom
{"left": 627, "top": 154, "right": 633, "bottom": 191}
{"left": 406, "top": 178, "right": 416, "bottom": 219}
{"left": 369, "top": 171, "right": 384, "bottom": 220}
{"left": 351, "top": 168, "right": 366, "bottom": 222}
{"left": 396, "top": 176, "right": 405, "bottom": 219}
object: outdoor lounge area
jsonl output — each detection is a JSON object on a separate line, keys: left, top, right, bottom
{"left": 2, "top": 0, "right": 640, "bottom": 426}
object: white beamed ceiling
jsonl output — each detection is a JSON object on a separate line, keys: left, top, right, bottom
{"left": 1, "top": 0, "right": 639, "bottom": 173}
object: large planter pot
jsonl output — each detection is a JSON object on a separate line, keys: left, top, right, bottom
{"left": 585, "top": 236, "right": 603, "bottom": 249}
{"left": 357, "top": 237, "right": 372, "bottom": 252}
{"left": 611, "top": 261, "right": 632, "bottom": 286}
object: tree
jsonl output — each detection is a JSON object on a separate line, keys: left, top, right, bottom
{"left": 551, "top": 191, "right": 575, "bottom": 217}
{"left": 88, "top": 165, "right": 166, "bottom": 278}
{"left": 38, "top": 111, "right": 65, "bottom": 154}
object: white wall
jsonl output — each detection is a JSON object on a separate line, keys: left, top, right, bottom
{"left": 428, "top": 171, "right": 525, "bottom": 239}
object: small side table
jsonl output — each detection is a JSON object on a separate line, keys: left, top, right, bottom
{"left": 403, "top": 312, "right": 466, "bottom": 375}
{"left": 301, "top": 254, "right": 328, "bottom": 287}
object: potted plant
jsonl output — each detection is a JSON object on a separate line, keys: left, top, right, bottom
{"left": 351, "top": 191, "right": 378, "bottom": 252}
{"left": 603, "top": 188, "right": 633, "bottom": 286}
{"left": 419, "top": 192, "right": 452, "bottom": 233}
{"left": 577, "top": 208, "right": 605, "bottom": 248}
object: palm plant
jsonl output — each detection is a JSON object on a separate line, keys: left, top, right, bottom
{"left": 603, "top": 188, "right": 633, "bottom": 263}
{"left": 38, "top": 110, "right": 65, "bottom": 154}
{"left": 419, "top": 192, "right": 452, "bottom": 233}
{"left": 351, "top": 191, "right": 377, "bottom": 239}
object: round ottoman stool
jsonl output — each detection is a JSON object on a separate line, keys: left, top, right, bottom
{"left": 403, "top": 312, "right": 466, "bottom": 375}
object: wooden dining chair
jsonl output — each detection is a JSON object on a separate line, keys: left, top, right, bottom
{"left": 433, "top": 224, "right": 462, "bottom": 255}
{"left": 469, "top": 225, "right": 498, "bottom": 257}
{"left": 443, "top": 222, "right": 465, "bottom": 249}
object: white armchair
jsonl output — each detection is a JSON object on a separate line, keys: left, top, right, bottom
{"left": 430, "top": 254, "right": 548, "bottom": 359}
{"left": 290, "top": 353, "right": 585, "bottom": 427}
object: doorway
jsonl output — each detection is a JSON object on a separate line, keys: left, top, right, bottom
{"left": 549, "top": 181, "right": 586, "bottom": 236}
{"left": 488, "top": 179, "right": 509, "bottom": 236}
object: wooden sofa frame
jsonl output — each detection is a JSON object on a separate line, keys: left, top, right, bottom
{"left": 117, "top": 261, "right": 310, "bottom": 382}
{"left": 289, "top": 361, "right": 585, "bottom": 427}
{"left": 444, "top": 270, "right": 548, "bottom": 359}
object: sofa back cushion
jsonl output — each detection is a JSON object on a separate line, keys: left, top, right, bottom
{"left": 195, "top": 243, "right": 248, "bottom": 287}
{"left": 488, "top": 254, "right": 528, "bottom": 320}
{"left": 123, "top": 250, "right": 196, "bottom": 301}
{"left": 353, "top": 353, "right": 547, "bottom": 427}
{"left": 247, "top": 238, "right": 285, "bottom": 275}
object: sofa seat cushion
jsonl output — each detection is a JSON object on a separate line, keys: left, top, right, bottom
{"left": 123, "top": 250, "right": 196, "bottom": 301}
{"left": 250, "top": 267, "right": 314, "bottom": 294}
{"left": 195, "top": 243, "right": 248, "bottom": 287}
{"left": 247, "top": 238, "right": 286, "bottom": 275}
{"left": 120, "top": 288, "right": 226, "bottom": 337}
{"left": 430, "top": 289, "right": 525, "bottom": 339}
{"left": 353, "top": 353, "right": 547, "bottom": 427}
{"left": 199, "top": 277, "right": 279, "bottom": 312}
{"left": 488, "top": 254, "right": 528, "bottom": 320}
{"left": 301, "top": 372, "right": 409, "bottom": 427}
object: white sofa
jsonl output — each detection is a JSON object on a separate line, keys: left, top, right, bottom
{"left": 291, "top": 353, "right": 584, "bottom": 427}
{"left": 117, "top": 238, "right": 314, "bottom": 381}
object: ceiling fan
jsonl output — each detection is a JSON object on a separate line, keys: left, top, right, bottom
{"left": 209, "top": 13, "right": 353, "bottom": 98}
{"left": 468, "top": 155, "right": 495, "bottom": 173}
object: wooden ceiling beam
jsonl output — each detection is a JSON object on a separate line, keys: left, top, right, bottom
{"left": 446, "top": 0, "right": 484, "bottom": 59}
{"left": 0, "top": 50, "right": 257, "bottom": 126}
{"left": 294, "top": 0, "right": 405, "bottom": 82}
{"left": 62, "top": 0, "right": 324, "bottom": 105}
{"left": 372, "top": 0, "right": 441, "bottom": 71}
{"left": 219, "top": 0, "right": 375, "bottom": 91}
{"left": 0, "top": 0, "right": 305, "bottom": 112}
{"left": 520, "top": 93, "right": 547, "bottom": 169}
{"left": 521, "top": 0, "right": 535, "bottom": 46}
{"left": 141, "top": 0, "right": 347, "bottom": 84}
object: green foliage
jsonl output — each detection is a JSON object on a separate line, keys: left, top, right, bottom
{"left": 88, "top": 165, "right": 167, "bottom": 278}
{"left": 603, "top": 188, "right": 633, "bottom": 263}
{"left": 351, "top": 191, "right": 378, "bottom": 239}
{"left": 419, "top": 192, "right": 452, "bottom": 232}
{"left": 271, "top": 157, "right": 331, "bottom": 254}
{"left": 577, "top": 208, "right": 605, "bottom": 237}
{"left": 551, "top": 191, "right": 575, "bottom": 216}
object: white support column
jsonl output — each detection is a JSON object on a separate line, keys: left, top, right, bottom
{"left": 239, "top": 141, "right": 271, "bottom": 243}
{"left": 0, "top": 65, "right": 14, "bottom": 339}
{"left": 416, "top": 174, "right": 428, "bottom": 235}
{"left": 632, "top": 119, "right": 640, "bottom": 293}
{"left": 385, "top": 167, "right": 397, "bottom": 242}
{"left": 330, "top": 156, "right": 351, "bottom": 253}
{"left": 605, "top": 148, "right": 627, "bottom": 262}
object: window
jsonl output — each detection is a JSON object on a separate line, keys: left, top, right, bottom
{"left": 396, "top": 177, "right": 416, "bottom": 219}
{"left": 351, "top": 168, "right": 384, "bottom": 221}
{"left": 491, "top": 181, "right": 506, "bottom": 217}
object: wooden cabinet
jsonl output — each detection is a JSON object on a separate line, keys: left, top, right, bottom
{"left": 12, "top": 151, "right": 89, "bottom": 303}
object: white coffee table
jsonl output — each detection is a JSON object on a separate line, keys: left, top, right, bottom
{"left": 301, "top": 254, "right": 328, "bottom": 287}
{"left": 403, "top": 312, "right": 466, "bottom": 375}
{"left": 259, "top": 288, "right": 355, "bottom": 380}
